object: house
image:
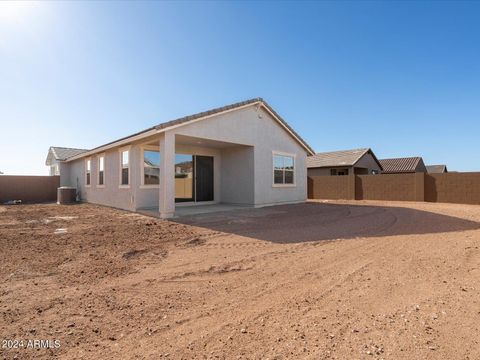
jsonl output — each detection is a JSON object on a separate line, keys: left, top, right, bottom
{"left": 306, "top": 148, "right": 382, "bottom": 176}
{"left": 426, "top": 164, "right": 448, "bottom": 173}
{"left": 47, "top": 98, "right": 315, "bottom": 218}
{"left": 379, "top": 157, "right": 427, "bottom": 174}
{"left": 45, "top": 147, "right": 88, "bottom": 176}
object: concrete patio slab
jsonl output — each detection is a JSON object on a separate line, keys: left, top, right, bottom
{"left": 138, "top": 203, "right": 250, "bottom": 218}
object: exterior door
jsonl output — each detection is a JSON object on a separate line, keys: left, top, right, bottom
{"left": 195, "top": 156, "right": 214, "bottom": 202}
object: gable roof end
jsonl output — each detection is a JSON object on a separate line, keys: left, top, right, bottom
{"left": 426, "top": 164, "right": 448, "bottom": 173}
{"left": 153, "top": 97, "right": 315, "bottom": 155}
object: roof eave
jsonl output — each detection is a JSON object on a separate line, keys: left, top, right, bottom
{"left": 45, "top": 147, "right": 56, "bottom": 166}
{"left": 66, "top": 127, "right": 159, "bottom": 162}
{"left": 66, "top": 99, "right": 315, "bottom": 161}
{"left": 307, "top": 164, "right": 355, "bottom": 169}
{"left": 258, "top": 101, "right": 315, "bottom": 156}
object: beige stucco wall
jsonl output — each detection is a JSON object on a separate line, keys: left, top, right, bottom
{"left": 355, "top": 153, "right": 382, "bottom": 174}
{"left": 172, "top": 106, "right": 308, "bottom": 206}
{"left": 220, "top": 146, "right": 255, "bottom": 205}
{"left": 59, "top": 162, "right": 71, "bottom": 187}
{"left": 67, "top": 145, "right": 144, "bottom": 211}
{"left": 63, "top": 104, "right": 309, "bottom": 212}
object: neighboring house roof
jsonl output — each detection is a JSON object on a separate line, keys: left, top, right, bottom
{"left": 306, "top": 148, "right": 383, "bottom": 169}
{"left": 45, "top": 147, "right": 88, "bottom": 165}
{"left": 66, "top": 98, "right": 315, "bottom": 161}
{"left": 52, "top": 147, "right": 89, "bottom": 161}
{"left": 144, "top": 159, "right": 157, "bottom": 167}
{"left": 426, "top": 165, "right": 448, "bottom": 173}
{"left": 379, "top": 157, "right": 425, "bottom": 174}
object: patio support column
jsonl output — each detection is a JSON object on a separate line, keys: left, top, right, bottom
{"left": 159, "top": 132, "right": 175, "bottom": 218}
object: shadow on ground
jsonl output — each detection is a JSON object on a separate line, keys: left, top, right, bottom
{"left": 172, "top": 202, "right": 480, "bottom": 243}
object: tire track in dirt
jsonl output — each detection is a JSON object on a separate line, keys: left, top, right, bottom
{"left": 130, "top": 235, "right": 393, "bottom": 358}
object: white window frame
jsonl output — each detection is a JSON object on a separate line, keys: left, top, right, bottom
{"left": 119, "top": 146, "right": 131, "bottom": 189}
{"left": 85, "top": 158, "right": 92, "bottom": 187}
{"left": 97, "top": 153, "right": 105, "bottom": 188}
{"left": 272, "top": 151, "right": 296, "bottom": 188}
{"left": 140, "top": 145, "right": 160, "bottom": 189}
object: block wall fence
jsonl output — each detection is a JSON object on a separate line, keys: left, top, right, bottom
{"left": 0, "top": 176, "right": 60, "bottom": 203}
{"left": 308, "top": 172, "right": 480, "bottom": 205}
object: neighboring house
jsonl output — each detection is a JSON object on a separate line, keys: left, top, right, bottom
{"left": 307, "top": 148, "right": 382, "bottom": 176}
{"left": 426, "top": 164, "right": 448, "bottom": 173}
{"left": 45, "top": 147, "right": 88, "bottom": 176}
{"left": 379, "top": 157, "right": 427, "bottom": 174}
{"left": 47, "top": 98, "right": 314, "bottom": 218}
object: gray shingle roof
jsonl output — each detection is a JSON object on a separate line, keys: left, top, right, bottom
{"left": 50, "top": 147, "right": 88, "bottom": 161}
{"left": 426, "top": 165, "right": 448, "bottom": 173}
{"left": 66, "top": 98, "right": 314, "bottom": 160}
{"left": 379, "top": 157, "right": 423, "bottom": 173}
{"left": 306, "top": 148, "right": 372, "bottom": 168}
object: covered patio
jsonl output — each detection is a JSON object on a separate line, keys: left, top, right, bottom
{"left": 138, "top": 133, "right": 254, "bottom": 218}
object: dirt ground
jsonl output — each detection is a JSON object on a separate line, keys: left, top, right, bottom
{"left": 1, "top": 200, "right": 479, "bottom": 360}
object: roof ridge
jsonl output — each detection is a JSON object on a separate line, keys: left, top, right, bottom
{"left": 313, "top": 147, "right": 369, "bottom": 154}
{"left": 154, "top": 98, "right": 263, "bottom": 130}
{"left": 380, "top": 156, "right": 422, "bottom": 161}
{"left": 51, "top": 146, "right": 89, "bottom": 151}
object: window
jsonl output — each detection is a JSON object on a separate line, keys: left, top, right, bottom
{"left": 85, "top": 159, "right": 91, "bottom": 186}
{"left": 98, "top": 155, "right": 105, "bottom": 186}
{"left": 273, "top": 153, "right": 295, "bottom": 185}
{"left": 143, "top": 149, "right": 160, "bottom": 185}
{"left": 120, "top": 149, "right": 129, "bottom": 186}
{"left": 331, "top": 168, "right": 348, "bottom": 176}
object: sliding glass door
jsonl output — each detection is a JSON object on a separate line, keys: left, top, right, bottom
{"left": 175, "top": 154, "right": 194, "bottom": 202}
{"left": 195, "top": 156, "right": 214, "bottom": 201}
{"left": 174, "top": 154, "right": 214, "bottom": 203}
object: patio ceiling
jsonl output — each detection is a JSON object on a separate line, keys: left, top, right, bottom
{"left": 144, "top": 134, "right": 251, "bottom": 149}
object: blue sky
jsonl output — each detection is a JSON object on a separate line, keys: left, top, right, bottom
{"left": 1, "top": 1, "right": 479, "bottom": 174}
